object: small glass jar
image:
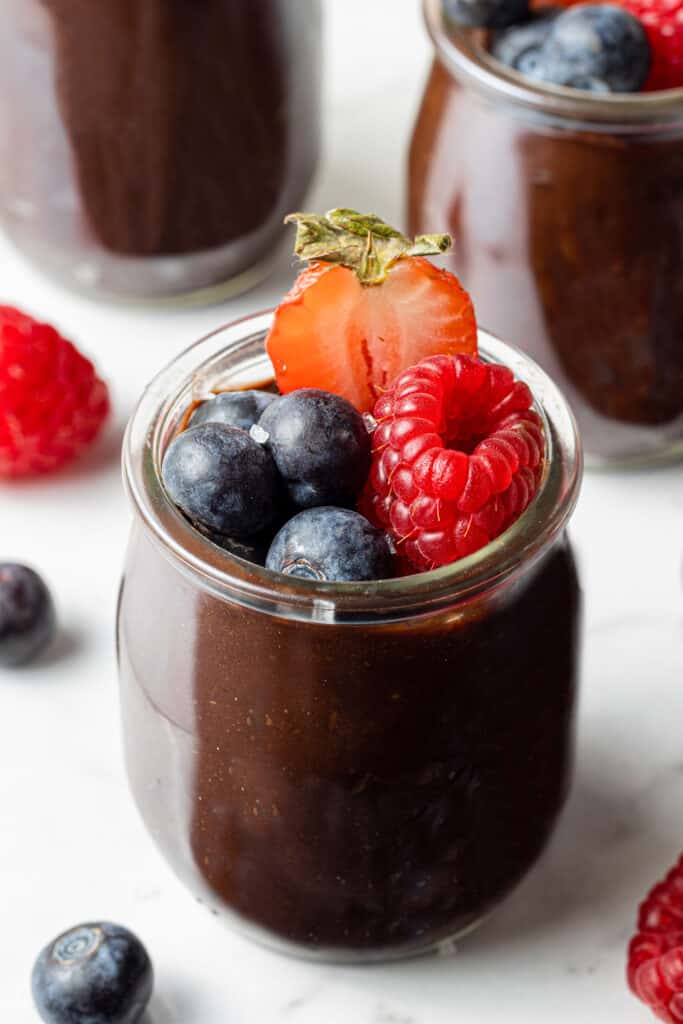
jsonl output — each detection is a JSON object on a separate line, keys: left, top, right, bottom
{"left": 410, "top": 0, "right": 683, "bottom": 465}
{"left": 118, "top": 312, "right": 582, "bottom": 962}
{"left": 0, "top": 0, "right": 321, "bottom": 302}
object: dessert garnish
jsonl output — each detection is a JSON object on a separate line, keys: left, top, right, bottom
{"left": 0, "top": 563, "right": 56, "bottom": 667}
{"left": 492, "top": 3, "right": 651, "bottom": 91}
{"left": 359, "top": 353, "right": 544, "bottom": 570}
{"left": 265, "top": 209, "right": 477, "bottom": 413}
{"left": 266, "top": 507, "right": 394, "bottom": 582}
{"left": 257, "top": 389, "right": 371, "bottom": 509}
{"left": 613, "top": 0, "right": 683, "bottom": 89}
{"left": 32, "top": 922, "right": 153, "bottom": 1024}
{"left": 444, "top": 0, "right": 530, "bottom": 27}
{"left": 0, "top": 306, "right": 109, "bottom": 478}
{"left": 162, "top": 209, "right": 546, "bottom": 583}
{"left": 162, "top": 423, "right": 280, "bottom": 540}
{"left": 628, "top": 852, "right": 683, "bottom": 1022}
{"left": 190, "top": 389, "right": 276, "bottom": 432}
{"left": 449, "top": 0, "right": 682, "bottom": 93}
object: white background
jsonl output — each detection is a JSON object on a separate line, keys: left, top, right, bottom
{"left": 2, "top": 2, "right": 683, "bottom": 1021}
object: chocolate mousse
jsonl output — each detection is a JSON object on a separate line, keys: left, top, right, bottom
{"left": 0, "top": 0, "right": 321, "bottom": 298}
{"left": 43, "top": 0, "right": 287, "bottom": 255}
{"left": 120, "top": 528, "right": 580, "bottom": 952}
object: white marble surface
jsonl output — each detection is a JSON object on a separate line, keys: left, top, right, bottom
{"left": 2, "top": 2, "right": 683, "bottom": 1021}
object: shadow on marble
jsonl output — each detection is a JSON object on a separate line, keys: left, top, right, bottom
{"left": 35, "top": 625, "right": 83, "bottom": 669}
{"left": 54, "top": 421, "right": 127, "bottom": 482}
{"left": 141, "top": 983, "right": 203, "bottom": 1024}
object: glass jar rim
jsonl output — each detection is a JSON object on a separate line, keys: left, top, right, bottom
{"left": 423, "top": 0, "right": 683, "bottom": 130}
{"left": 122, "top": 310, "right": 582, "bottom": 624}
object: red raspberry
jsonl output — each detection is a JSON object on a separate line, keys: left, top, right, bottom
{"left": 628, "top": 853, "right": 683, "bottom": 1022}
{"left": 618, "top": 0, "right": 683, "bottom": 90}
{"left": 359, "top": 353, "right": 545, "bottom": 571}
{"left": 0, "top": 306, "right": 110, "bottom": 478}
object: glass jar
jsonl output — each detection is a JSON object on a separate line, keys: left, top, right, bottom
{"left": 409, "top": 0, "right": 683, "bottom": 465}
{"left": 0, "top": 1, "right": 321, "bottom": 302}
{"left": 118, "top": 312, "right": 582, "bottom": 961}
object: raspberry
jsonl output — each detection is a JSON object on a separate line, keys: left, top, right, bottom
{"left": 628, "top": 853, "right": 683, "bottom": 1022}
{"left": 0, "top": 306, "right": 109, "bottom": 478}
{"left": 359, "top": 354, "right": 545, "bottom": 571}
{"left": 618, "top": 0, "right": 683, "bottom": 90}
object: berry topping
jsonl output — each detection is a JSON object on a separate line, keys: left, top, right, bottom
{"left": 266, "top": 507, "right": 394, "bottom": 583}
{"left": 628, "top": 853, "right": 683, "bottom": 1023}
{"left": 520, "top": 4, "right": 651, "bottom": 92}
{"left": 32, "top": 922, "right": 153, "bottom": 1024}
{"left": 0, "top": 563, "right": 56, "bottom": 667}
{"left": 618, "top": 0, "right": 683, "bottom": 89}
{"left": 0, "top": 306, "right": 109, "bottom": 478}
{"left": 190, "top": 389, "right": 276, "bottom": 432}
{"left": 257, "top": 389, "right": 371, "bottom": 509}
{"left": 492, "top": 10, "right": 559, "bottom": 72}
{"left": 162, "top": 423, "right": 279, "bottom": 539}
{"left": 359, "top": 353, "right": 545, "bottom": 571}
{"left": 265, "top": 209, "right": 477, "bottom": 413}
{"left": 444, "top": 0, "right": 530, "bottom": 28}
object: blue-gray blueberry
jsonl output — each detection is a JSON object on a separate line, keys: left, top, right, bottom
{"left": 266, "top": 507, "right": 394, "bottom": 583}
{"left": 257, "top": 389, "right": 371, "bottom": 510}
{"left": 31, "top": 922, "right": 153, "bottom": 1024}
{"left": 0, "top": 563, "right": 56, "bottom": 667}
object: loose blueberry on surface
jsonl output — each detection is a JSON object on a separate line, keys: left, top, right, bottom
{"left": 266, "top": 507, "right": 394, "bottom": 583}
{"left": 162, "top": 423, "right": 279, "bottom": 539}
{"left": 535, "top": 4, "right": 651, "bottom": 92}
{"left": 190, "top": 390, "right": 276, "bottom": 432}
{"left": 443, "top": 0, "right": 529, "bottom": 29}
{"left": 0, "top": 563, "right": 56, "bottom": 667}
{"left": 257, "top": 389, "right": 371, "bottom": 510}
{"left": 31, "top": 922, "right": 153, "bottom": 1024}
{"left": 491, "top": 10, "right": 559, "bottom": 71}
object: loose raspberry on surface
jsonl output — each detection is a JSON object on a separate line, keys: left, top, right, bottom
{"left": 266, "top": 209, "right": 477, "bottom": 413}
{"left": 0, "top": 306, "right": 109, "bottom": 478}
{"left": 628, "top": 852, "right": 683, "bottom": 1022}
{"left": 359, "top": 353, "right": 545, "bottom": 571}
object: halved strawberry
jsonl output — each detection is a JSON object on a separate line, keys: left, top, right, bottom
{"left": 266, "top": 209, "right": 477, "bottom": 413}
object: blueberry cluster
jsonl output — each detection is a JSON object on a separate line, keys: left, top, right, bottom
{"left": 446, "top": 1, "right": 651, "bottom": 93}
{"left": 162, "top": 388, "right": 394, "bottom": 583}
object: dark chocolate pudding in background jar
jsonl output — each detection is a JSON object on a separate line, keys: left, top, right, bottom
{"left": 0, "top": 0, "right": 321, "bottom": 301}
{"left": 410, "top": 0, "right": 683, "bottom": 465}
{"left": 118, "top": 312, "right": 582, "bottom": 961}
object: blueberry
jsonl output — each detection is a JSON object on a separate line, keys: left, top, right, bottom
{"left": 31, "top": 922, "right": 153, "bottom": 1024}
{"left": 0, "top": 563, "right": 56, "bottom": 667}
{"left": 443, "top": 0, "right": 529, "bottom": 29}
{"left": 537, "top": 4, "right": 650, "bottom": 92}
{"left": 162, "top": 423, "right": 279, "bottom": 539}
{"left": 257, "top": 389, "right": 371, "bottom": 510}
{"left": 266, "top": 507, "right": 394, "bottom": 583}
{"left": 492, "top": 10, "right": 558, "bottom": 71}
{"left": 190, "top": 390, "right": 276, "bottom": 432}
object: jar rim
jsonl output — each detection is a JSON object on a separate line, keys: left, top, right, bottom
{"left": 423, "top": 0, "right": 683, "bottom": 129}
{"left": 122, "top": 310, "right": 582, "bottom": 624}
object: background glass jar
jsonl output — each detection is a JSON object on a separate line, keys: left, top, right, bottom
{"left": 410, "top": 0, "right": 683, "bottom": 465}
{"left": 0, "top": 0, "right": 321, "bottom": 302}
{"left": 118, "top": 312, "right": 582, "bottom": 961}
